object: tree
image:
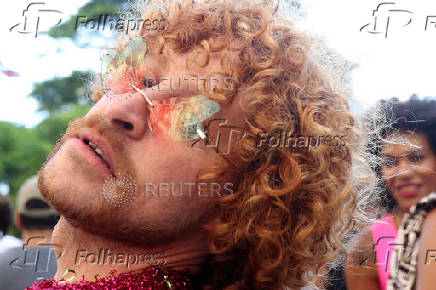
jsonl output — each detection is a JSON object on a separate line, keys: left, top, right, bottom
{"left": 0, "top": 122, "right": 51, "bottom": 195}
{"left": 48, "top": 0, "right": 126, "bottom": 39}
{"left": 36, "top": 105, "right": 91, "bottom": 144}
{"left": 1, "top": 0, "right": 128, "bottom": 238}
{"left": 29, "top": 71, "right": 92, "bottom": 113}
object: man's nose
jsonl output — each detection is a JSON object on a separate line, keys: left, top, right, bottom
{"left": 101, "top": 91, "right": 150, "bottom": 140}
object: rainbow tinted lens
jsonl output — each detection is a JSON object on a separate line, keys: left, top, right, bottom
{"left": 149, "top": 95, "right": 220, "bottom": 141}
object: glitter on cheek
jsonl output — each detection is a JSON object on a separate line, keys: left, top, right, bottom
{"left": 148, "top": 100, "right": 176, "bottom": 137}
{"left": 131, "top": 84, "right": 154, "bottom": 106}
{"left": 109, "top": 71, "right": 134, "bottom": 94}
{"left": 102, "top": 176, "right": 137, "bottom": 207}
{"left": 147, "top": 95, "right": 221, "bottom": 141}
{"left": 100, "top": 36, "right": 148, "bottom": 99}
{"left": 106, "top": 69, "right": 145, "bottom": 96}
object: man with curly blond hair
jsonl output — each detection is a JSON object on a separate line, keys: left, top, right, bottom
{"left": 31, "top": 0, "right": 372, "bottom": 289}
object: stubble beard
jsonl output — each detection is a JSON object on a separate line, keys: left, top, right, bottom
{"left": 38, "top": 115, "right": 214, "bottom": 247}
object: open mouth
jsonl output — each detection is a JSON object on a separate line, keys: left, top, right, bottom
{"left": 83, "top": 139, "right": 113, "bottom": 173}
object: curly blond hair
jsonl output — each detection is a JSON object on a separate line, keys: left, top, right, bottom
{"left": 97, "top": 0, "right": 380, "bottom": 288}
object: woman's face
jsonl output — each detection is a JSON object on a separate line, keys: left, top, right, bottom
{"left": 381, "top": 131, "right": 436, "bottom": 212}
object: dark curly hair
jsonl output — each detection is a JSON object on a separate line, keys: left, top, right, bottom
{"left": 367, "top": 95, "right": 436, "bottom": 212}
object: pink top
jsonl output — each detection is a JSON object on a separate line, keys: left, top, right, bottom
{"left": 370, "top": 215, "right": 398, "bottom": 290}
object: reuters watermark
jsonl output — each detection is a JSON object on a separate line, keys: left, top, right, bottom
{"left": 75, "top": 249, "right": 166, "bottom": 269}
{"left": 144, "top": 182, "right": 234, "bottom": 198}
{"left": 256, "top": 132, "right": 347, "bottom": 151}
{"left": 141, "top": 76, "right": 234, "bottom": 92}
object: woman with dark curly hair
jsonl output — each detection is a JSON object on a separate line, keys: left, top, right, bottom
{"left": 30, "top": 0, "right": 379, "bottom": 289}
{"left": 385, "top": 97, "right": 436, "bottom": 290}
{"left": 346, "top": 96, "right": 436, "bottom": 290}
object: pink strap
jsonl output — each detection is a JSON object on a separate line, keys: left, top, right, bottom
{"left": 370, "top": 215, "right": 398, "bottom": 290}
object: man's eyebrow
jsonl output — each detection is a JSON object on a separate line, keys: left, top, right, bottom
{"left": 146, "top": 82, "right": 203, "bottom": 101}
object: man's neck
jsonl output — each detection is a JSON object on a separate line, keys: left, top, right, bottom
{"left": 52, "top": 217, "right": 210, "bottom": 282}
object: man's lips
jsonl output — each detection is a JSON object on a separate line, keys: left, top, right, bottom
{"left": 396, "top": 183, "right": 422, "bottom": 197}
{"left": 77, "top": 129, "right": 116, "bottom": 176}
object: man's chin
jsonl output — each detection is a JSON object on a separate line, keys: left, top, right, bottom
{"left": 39, "top": 166, "right": 120, "bottom": 241}
{"left": 38, "top": 156, "right": 141, "bottom": 245}
{"left": 38, "top": 143, "right": 110, "bottom": 226}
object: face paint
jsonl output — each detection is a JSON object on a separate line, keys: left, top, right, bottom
{"left": 106, "top": 69, "right": 141, "bottom": 95}
{"left": 100, "top": 48, "right": 121, "bottom": 74}
{"left": 102, "top": 175, "right": 137, "bottom": 207}
{"left": 148, "top": 95, "right": 220, "bottom": 141}
{"left": 101, "top": 36, "right": 147, "bottom": 73}
{"left": 100, "top": 36, "right": 148, "bottom": 97}
{"left": 123, "top": 37, "right": 147, "bottom": 68}
{"left": 100, "top": 38, "right": 221, "bottom": 142}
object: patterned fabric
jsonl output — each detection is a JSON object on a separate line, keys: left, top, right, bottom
{"left": 387, "top": 192, "right": 436, "bottom": 290}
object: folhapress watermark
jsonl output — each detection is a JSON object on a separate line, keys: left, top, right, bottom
{"left": 75, "top": 249, "right": 166, "bottom": 269}
{"left": 256, "top": 132, "right": 346, "bottom": 151}
{"left": 9, "top": 236, "right": 64, "bottom": 273}
{"left": 191, "top": 118, "right": 247, "bottom": 155}
{"left": 144, "top": 182, "right": 234, "bottom": 198}
{"left": 9, "top": 2, "right": 63, "bottom": 38}
{"left": 75, "top": 15, "right": 167, "bottom": 34}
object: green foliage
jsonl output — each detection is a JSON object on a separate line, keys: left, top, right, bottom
{"left": 29, "top": 71, "right": 92, "bottom": 113}
{"left": 0, "top": 105, "right": 89, "bottom": 238}
{"left": 49, "top": 0, "right": 125, "bottom": 39}
{"left": 0, "top": 122, "right": 51, "bottom": 195}
{"left": 1, "top": 0, "right": 120, "bottom": 238}
{"left": 0, "top": 105, "right": 90, "bottom": 196}
{"left": 36, "top": 105, "right": 91, "bottom": 144}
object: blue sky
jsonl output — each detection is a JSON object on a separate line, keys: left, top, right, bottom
{"left": 1, "top": 0, "right": 435, "bottom": 127}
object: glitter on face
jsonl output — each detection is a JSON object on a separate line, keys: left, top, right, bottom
{"left": 196, "top": 128, "right": 207, "bottom": 140}
{"left": 148, "top": 95, "right": 220, "bottom": 141}
{"left": 102, "top": 175, "right": 137, "bottom": 207}
{"left": 100, "top": 36, "right": 147, "bottom": 99}
{"left": 101, "top": 36, "right": 147, "bottom": 73}
{"left": 99, "top": 37, "right": 222, "bottom": 142}
{"left": 131, "top": 83, "right": 154, "bottom": 106}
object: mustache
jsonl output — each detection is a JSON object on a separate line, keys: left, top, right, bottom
{"left": 47, "top": 114, "right": 134, "bottom": 178}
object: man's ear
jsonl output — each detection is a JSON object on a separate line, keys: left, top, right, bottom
{"left": 15, "top": 212, "right": 23, "bottom": 230}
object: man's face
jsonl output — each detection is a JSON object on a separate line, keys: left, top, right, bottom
{"left": 381, "top": 132, "right": 436, "bottom": 212}
{"left": 39, "top": 42, "right": 243, "bottom": 246}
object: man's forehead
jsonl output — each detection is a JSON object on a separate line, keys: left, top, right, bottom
{"left": 136, "top": 46, "right": 231, "bottom": 103}
{"left": 145, "top": 43, "right": 224, "bottom": 76}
